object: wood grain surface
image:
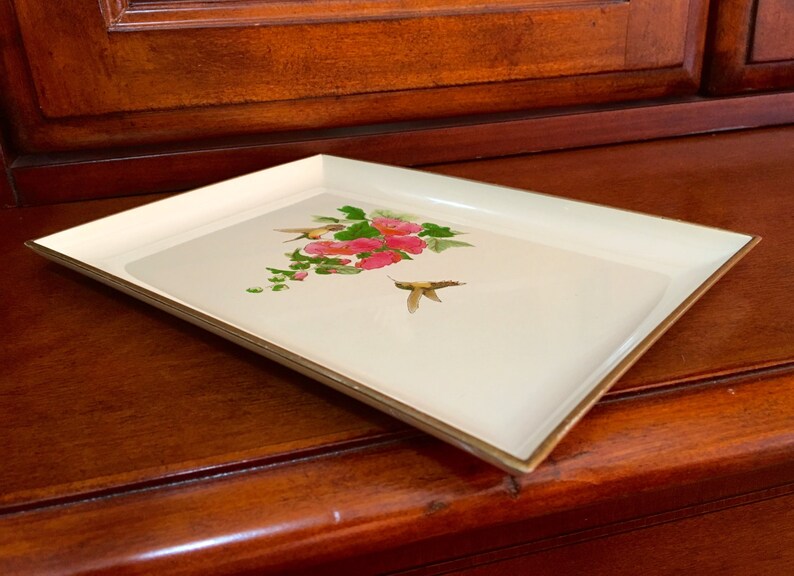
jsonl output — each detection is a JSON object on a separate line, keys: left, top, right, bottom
{"left": 706, "top": 0, "right": 794, "bottom": 94}
{"left": 1, "top": 0, "right": 705, "bottom": 152}
{"left": 10, "top": 92, "right": 794, "bottom": 206}
{"left": 1, "top": 126, "right": 792, "bottom": 575}
{"left": 0, "top": 134, "right": 14, "bottom": 208}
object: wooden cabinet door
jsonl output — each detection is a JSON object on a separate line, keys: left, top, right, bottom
{"left": 707, "top": 0, "right": 794, "bottom": 94}
{"left": 1, "top": 0, "right": 707, "bottom": 153}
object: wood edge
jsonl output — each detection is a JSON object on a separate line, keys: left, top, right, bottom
{"left": 0, "top": 129, "right": 17, "bottom": 207}
{"left": 2, "top": 367, "right": 793, "bottom": 575}
{"left": 11, "top": 93, "right": 794, "bottom": 206}
{"left": 702, "top": 0, "right": 753, "bottom": 94}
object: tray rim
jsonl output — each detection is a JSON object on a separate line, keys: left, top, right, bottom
{"left": 25, "top": 155, "right": 762, "bottom": 474}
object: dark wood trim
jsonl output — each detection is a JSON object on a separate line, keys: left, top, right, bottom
{"left": 706, "top": 0, "right": 794, "bottom": 94}
{"left": 0, "top": 131, "right": 16, "bottom": 208}
{"left": 11, "top": 91, "right": 794, "bottom": 205}
{"left": 107, "top": 0, "right": 610, "bottom": 30}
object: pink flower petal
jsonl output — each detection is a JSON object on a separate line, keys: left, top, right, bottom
{"left": 355, "top": 250, "right": 403, "bottom": 270}
{"left": 304, "top": 238, "right": 382, "bottom": 256}
{"left": 385, "top": 235, "right": 426, "bottom": 254}
{"left": 372, "top": 217, "right": 422, "bottom": 236}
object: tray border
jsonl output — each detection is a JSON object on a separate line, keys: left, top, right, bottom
{"left": 25, "top": 228, "right": 760, "bottom": 474}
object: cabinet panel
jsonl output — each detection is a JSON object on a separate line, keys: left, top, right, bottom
{"left": 706, "top": 0, "right": 794, "bottom": 94}
{"left": 751, "top": 0, "right": 794, "bottom": 62}
{"left": 0, "top": 0, "right": 707, "bottom": 152}
{"left": 20, "top": 3, "right": 634, "bottom": 117}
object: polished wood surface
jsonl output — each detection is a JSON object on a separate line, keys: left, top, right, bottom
{"left": 1, "top": 127, "right": 792, "bottom": 575}
{"left": 10, "top": 92, "right": 794, "bottom": 206}
{"left": 5, "top": 0, "right": 794, "bottom": 207}
{"left": 706, "top": 0, "right": 794, "bottom": 94}
{"left": 0, "top": 134, "right": 14, "bottom": 208}
{"left": 1, "top": 0, "right": 705, "bottom": 152}
{"left": 752, "top": 0, "right": 794, "bottom": 62}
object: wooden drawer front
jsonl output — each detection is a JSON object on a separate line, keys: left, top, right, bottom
{"left": 707, "top": 0, "right": 794, "bottom": 94}
{"left": 2, "top": 0, "right": 706, "bottom": 151}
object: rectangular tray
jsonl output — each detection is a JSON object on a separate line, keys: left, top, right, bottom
{"left": 27, "top": 155, "right": 759, "bottom": 473}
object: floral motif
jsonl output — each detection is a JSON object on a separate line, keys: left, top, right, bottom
{"left": 304, "top": 238, "right": 382, "bottom": 256}
{"left": 248, "top": 205, "right": 473, "bottom": 293}
{"left": 385, "top": 235, "right": 426, "bottom": 254}
{"left": 356, "top": 250, "right": 403, "bottom": 270}
{"left": 372, "top": 217, "right": 423, "bottom": 236}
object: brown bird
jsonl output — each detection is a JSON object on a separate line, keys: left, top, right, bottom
{"left": 390, "top": 279, "right": 465, "bottom": 313}
{"left": 275, "top": 224, "right": 344, "bottom": 242}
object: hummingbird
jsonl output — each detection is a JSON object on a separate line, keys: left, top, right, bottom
{"left": 390, "top": 279, "right": 465, "bottom": 314}
{"left": 274, "top": 224, "right": 345, "bottom": 242}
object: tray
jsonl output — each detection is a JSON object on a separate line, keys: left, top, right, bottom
{"left": 26, "top": 155, "right": 759, "bottom": 473}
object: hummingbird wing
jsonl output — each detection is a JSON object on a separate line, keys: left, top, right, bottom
{"left": 275, "top": 227, "right": 312, "bottom": 233}
{"left": 407, "top": 288, "right": 424, "bottom": 314}
{"left": 422, "top": 289, "right": 442, "bottom": 303}
{"left": 275, "top": 228, "right": 313, "bottom": 242}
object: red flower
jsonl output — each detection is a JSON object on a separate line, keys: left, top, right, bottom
{"left": 304, "top": 238, "right": 382, "bottom": 256}
{"left": 385, "top": 235, "right": 426, "bottom": 254}
{"left": 372, "top": 217, "right": 422, "bottom": 236}
{"left": 355, "top": 250, "right": 403, "bottom": 270}
{"left": 293, "top": 271, "right": 308, "bottom": 281}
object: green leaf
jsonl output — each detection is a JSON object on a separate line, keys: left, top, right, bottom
{"left": 246, "top": 286, "right": 264, "bottom": 293}
{"left": 370, "top": 208, "right": 419, "bottom": 221}
{"left": 425, "top": 238, "right": 474, "bottom": 253}
{"left": 329, "top": 266, "right": 363, "bottom": 275}
{"left": 337, "top": 205, "right": 367, "bottom": 220}
{"left": 334, "top": 221, "right": 381, "bottom": 240}
{"left": 312, "top": 215, "right": 340, "bottom": 223}
{"left": 266, "top": 267, "right": 296, "bottom": 276}
{"left": 321, "top": 257, "right": 352, "bottom": 266}
{"left": 418, "top": 223, "right": 456, "bottom": 238}
{"left": 272, "top": 284, "right": 289, "bottom": 292}
{"left": 289, "top": 262, "right": 311, "bottom": 270}
{"left": 315, "top": 265, "right": 362, "bottom": 275}
{"left": 390, "top": 249, "right": 413, "bottom": 261}
{"left": 288, "top": 249, "right": 316, "bottom": 263}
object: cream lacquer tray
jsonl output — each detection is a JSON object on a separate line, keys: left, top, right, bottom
{"left": 27, "top": 155, "right": 758, "bottom": 474}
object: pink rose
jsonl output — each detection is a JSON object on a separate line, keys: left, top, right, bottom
{"left": 293, "top": 271, "right": 308, "bottom": 281}
{"left": 372, "top": 217, "right": 422, "bottom": 236}
{"left": 304, "top": 238, "right": 382, "bottom": 256}
{"left": 385, "top": 235, "right": 426, "bottom": 255}
{"left": 355, "top": 250, "right": 402, "bottom": 270}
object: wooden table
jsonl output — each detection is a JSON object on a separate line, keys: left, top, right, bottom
{"left": 2, "top": 127, "right": 793, "bottom": 575}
